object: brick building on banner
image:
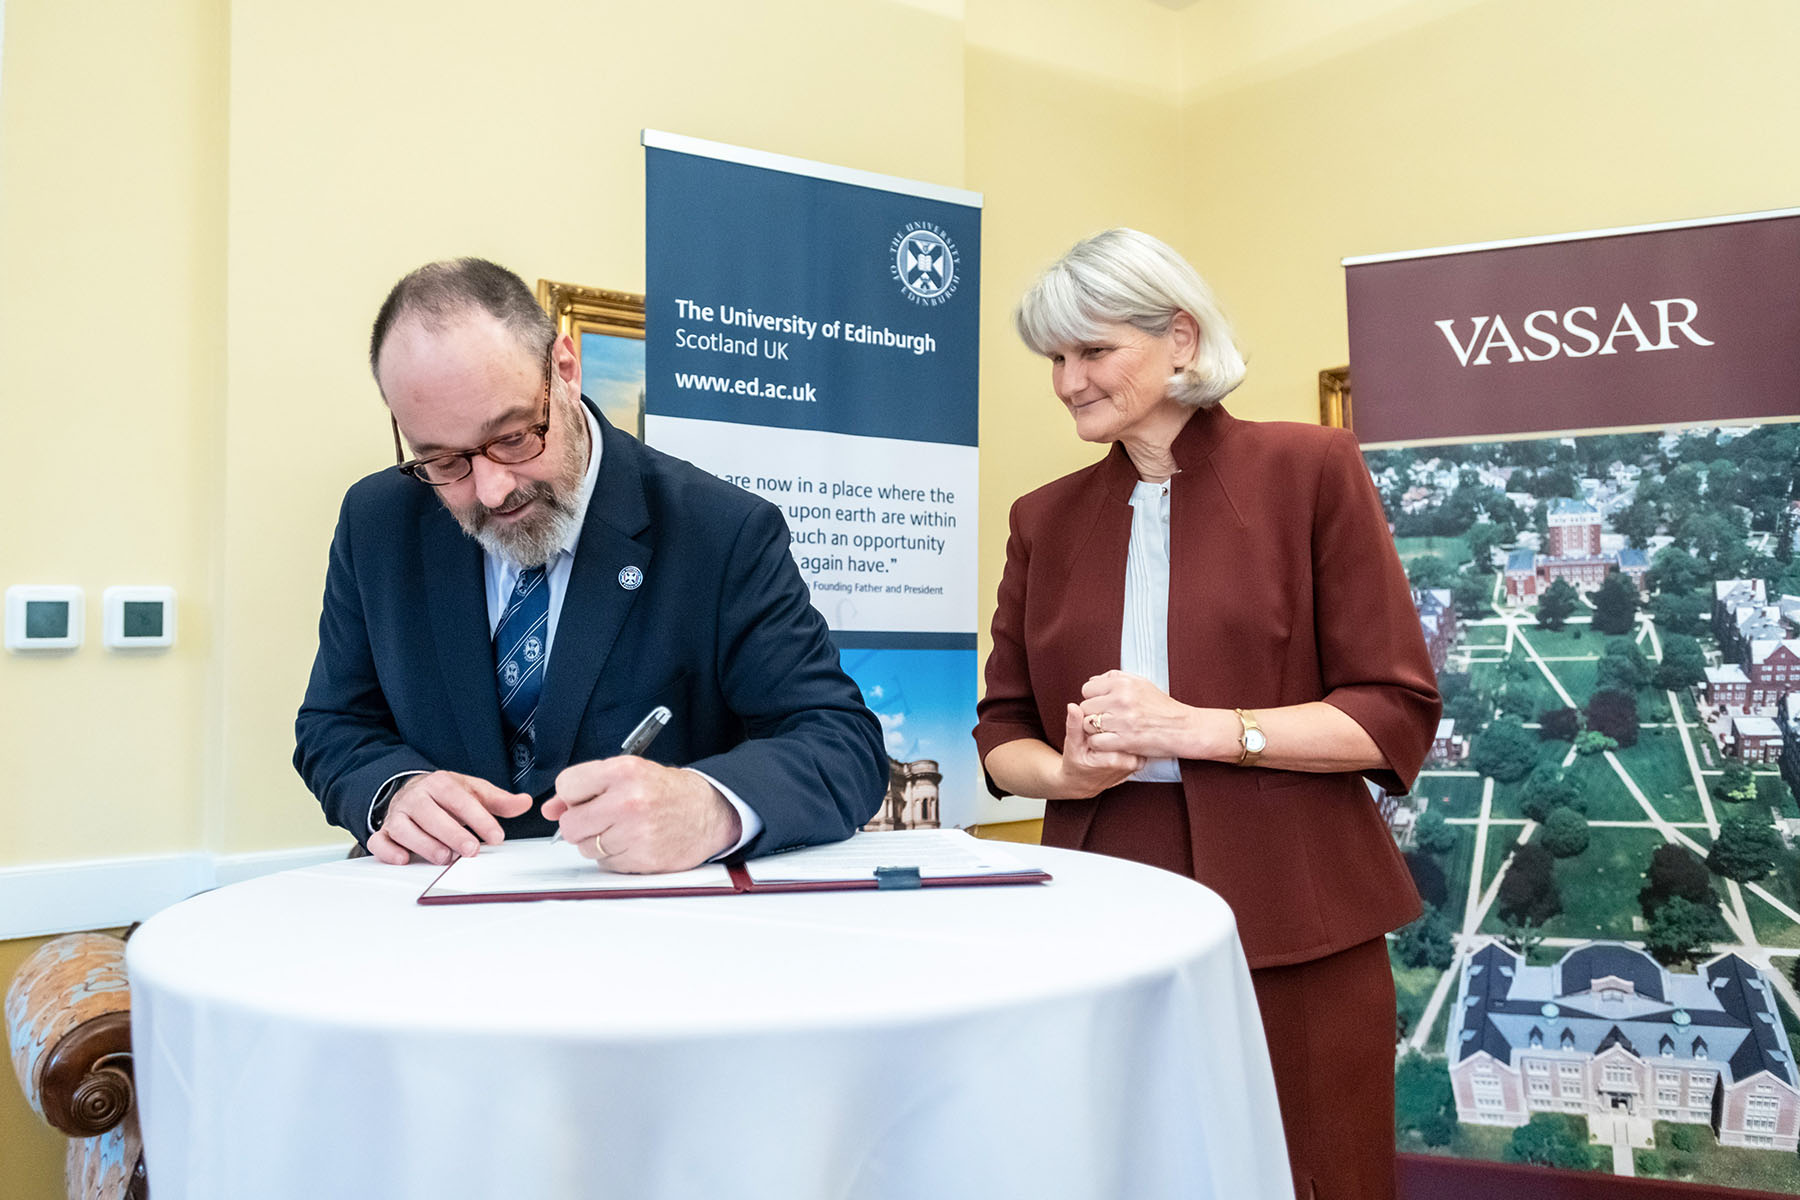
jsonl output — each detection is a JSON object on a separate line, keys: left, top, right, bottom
{"left": 1503, "top": 500, "right": 1648, "bottom": 604}
{"left": 1449, "top": 942, "right": 1800, "bottom": 1151}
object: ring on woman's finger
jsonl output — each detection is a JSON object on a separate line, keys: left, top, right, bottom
{"left": 1086, "top": 711, "right": 1108, "bottom": 734}
{"left": 593, "top": 833, "right": 610, "bottom": 857}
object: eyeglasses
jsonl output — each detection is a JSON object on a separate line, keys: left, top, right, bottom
{"left": 392, "top": 352, "right": 554, "bottom": 486}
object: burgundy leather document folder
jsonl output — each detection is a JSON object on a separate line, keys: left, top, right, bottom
{"left": 418, "top": 829, "right": 1051, "bottom": 905}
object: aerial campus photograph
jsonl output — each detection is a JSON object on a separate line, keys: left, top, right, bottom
{"left": 1371, "top": 420, "right": 1800, "bottom": 1192}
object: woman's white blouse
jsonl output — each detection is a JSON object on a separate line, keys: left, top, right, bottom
{"left": 1122, "top": 479, "right": 1182, "bottom": 783}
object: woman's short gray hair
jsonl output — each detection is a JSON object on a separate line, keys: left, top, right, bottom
{"left": 1014, "top": 228, "right": 1246, "bottom": 408}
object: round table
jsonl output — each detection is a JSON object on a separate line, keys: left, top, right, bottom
{"left": 127, "top": 843, "right": 1292, "bottom": 1200}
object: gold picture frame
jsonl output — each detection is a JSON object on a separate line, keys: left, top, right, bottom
{"left": 1318, "top": 364, "right": 1352, "bottom": 430}
{"left": 536, "top": 280, "right": 647, "bottom": 438}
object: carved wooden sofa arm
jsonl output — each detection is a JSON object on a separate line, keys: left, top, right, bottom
{"left": 5, "top": 932, "right": 148, "bottom": 1199}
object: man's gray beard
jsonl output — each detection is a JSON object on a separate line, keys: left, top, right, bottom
{"left": 454, "top": 483, "right": 581, "bottom": 568}
{"left": 449, "top": 398, "right": 589, "bottom": 567}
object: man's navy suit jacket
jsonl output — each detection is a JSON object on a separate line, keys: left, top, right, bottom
{"left": 294, "top": 400, "right": 886, "bottom": 852}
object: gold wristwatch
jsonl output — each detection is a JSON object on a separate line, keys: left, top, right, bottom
{"left": 1234, "top": 708, "right": 1266, "bottom": 766}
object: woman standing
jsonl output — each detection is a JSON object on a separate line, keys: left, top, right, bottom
{"left": 975, "top": 228, "right": 1440, "bottom": 1200}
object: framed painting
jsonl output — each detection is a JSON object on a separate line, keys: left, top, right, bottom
{"left": 1319, "top": 364, "right": 1351, "bottom": 429}
{"left": 536, "top": 280, "right": 646, "bottom": 438}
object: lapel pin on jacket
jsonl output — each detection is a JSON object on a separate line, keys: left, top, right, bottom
{"left": 618, "top": 565, "right": 644, "bottom": 590}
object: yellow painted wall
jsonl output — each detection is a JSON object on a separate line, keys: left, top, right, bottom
{"left": 1178, "top": 0, "right": 1800, "bottom": 425}
{"left": 0, "top": 0, "right": 227, "bottom": 868}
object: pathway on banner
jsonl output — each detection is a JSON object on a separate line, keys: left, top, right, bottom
{"left": 1512, "top": 612, "right": 1764, "bottom": 945}
{"left": 1402, "top": 598, "right": 1799, "bottom": 1063}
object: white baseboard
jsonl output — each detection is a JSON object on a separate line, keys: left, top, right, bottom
{"left": 0, "top": 844, "right": 352, "bottom": 941}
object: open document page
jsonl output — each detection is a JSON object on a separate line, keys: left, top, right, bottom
{"left": 743, "top": 829, "right": 1042, "bottom": 885}
{"left": 419, "top": 830, "right": 1048, "bottom": 904}
{"left": 421, "top": 837, "right": 736, "bottom": 902}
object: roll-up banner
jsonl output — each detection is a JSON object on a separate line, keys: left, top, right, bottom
{"left": 1347, "top": 210, "right": 1800, "bottom": 1195}
{"left": 643, "top": 131, "right": 984, "bottom": 831}
{"left": 1347, "top": 210, "right": 1800, "bottom": 446}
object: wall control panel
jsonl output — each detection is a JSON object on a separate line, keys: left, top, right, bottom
{"left": 5, "top": 586, "right": 84, "bottom": 652}
{"left": 103, "top": 586, "right": 177, "bottom": 649}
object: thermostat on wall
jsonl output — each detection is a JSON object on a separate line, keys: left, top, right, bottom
{"left": 5, "top": 585, "right": 84, "bottom": 652}
{"left": 103, "top": 586, "right": 177, "bottom": 649}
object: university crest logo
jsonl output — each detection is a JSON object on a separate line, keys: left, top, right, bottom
{"left": 891, "top": 222, "right": 959, "bottom": 307}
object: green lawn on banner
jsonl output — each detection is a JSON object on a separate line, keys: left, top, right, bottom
{"left": 1611, "top": 737, "right": 1705, "bottom": 822}
{"left": 1544, "top": 657, "right": 1599, "bottom": 702}
{"left": 1563, "top": 754, "right": 1657, "bottom": 822}
{"left": 1463, "top": 624, "right": 1510, "bottom": 649}
{"left": 1417, "top": 773, "right": 1485, "bottom": 818}
{"left": 1394, "top": 536, "right": 1470, "bottom": 568}
{"left": 1436, "top": 825, "right": 1476, "bottom": 932}
{"left": 1641, "top": 1121, "right": 1800, "bottom": 1193}
{"left": 1480, "top": 827, "right": 1664, "bottom": 940}
{"left": 1747, "top": 842, "right": 1800, "bottom": 946}
{"left": 1479, "top": 824, "right": 1525, "bottom": 901}
{"left": 1390, "top": 947, "right": 1442, "bottom": 1047}
{"left": 1757, "top": 773, "right": 1800, "bottom": 818}
{"left": 1515, "top": 625, "right": 1602, "bottom": 660}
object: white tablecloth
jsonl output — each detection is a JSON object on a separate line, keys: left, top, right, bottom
{"left": 127, "top": 843, "right": 1291, "bottom": 1200}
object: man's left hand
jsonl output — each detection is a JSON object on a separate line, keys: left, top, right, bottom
{"left": 541, "top": 758, "right": 742, "bottom": 873}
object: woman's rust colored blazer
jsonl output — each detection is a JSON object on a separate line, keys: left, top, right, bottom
{"left": 975, "top": 404, "right": 1442, "bottom": 969}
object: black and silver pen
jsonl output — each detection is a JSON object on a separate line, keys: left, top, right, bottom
{"left": 619, "top": 705, "right": 673, "bottom": 756}
{"left": 545, "top": 705, "right": 674, "bottom": 841}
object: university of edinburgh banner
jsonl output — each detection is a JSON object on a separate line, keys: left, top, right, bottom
{"left": 644, "top": 131, "right": 983, "bottom": 830}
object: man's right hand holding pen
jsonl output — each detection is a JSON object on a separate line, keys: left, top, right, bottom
{"left": 540, "top": 705, "right": 745, "bottom": 874}
{"left": 542, "top": 757, "right": 743, "bottom": 874}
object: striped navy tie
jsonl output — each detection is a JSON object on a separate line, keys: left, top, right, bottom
{"left": 494, "top": 565, "right": 549, "bottom": 788}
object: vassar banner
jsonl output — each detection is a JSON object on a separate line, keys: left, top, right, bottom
{"left": 1345, "top": 210, "right": 1800, "bottom": 1196}
{"left": 1346, "top": 210, "right": 1800, "bottom": 445}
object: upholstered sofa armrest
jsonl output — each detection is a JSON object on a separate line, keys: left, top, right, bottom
{"left": 6, "top": 932, "right": 135, "bottom": 1137}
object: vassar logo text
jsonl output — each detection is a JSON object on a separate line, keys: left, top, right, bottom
{"left": 1434, "top": 299, "right": 1713, "bottom": 366}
